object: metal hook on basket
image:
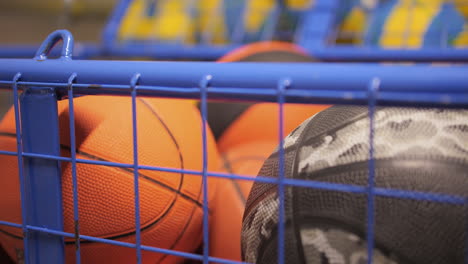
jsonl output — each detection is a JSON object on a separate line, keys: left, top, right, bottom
{"left": 34, "top": 29, "right": 74, "bottom": 61}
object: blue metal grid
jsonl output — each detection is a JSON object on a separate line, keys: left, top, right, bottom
{"left": 0, "top": 30, "right": 467, "bottom": 264}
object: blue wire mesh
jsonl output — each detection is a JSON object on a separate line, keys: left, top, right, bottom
{"left": 0, "top": 28, "right": 467, "bottom": 264}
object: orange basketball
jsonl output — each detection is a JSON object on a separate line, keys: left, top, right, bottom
{"left": 211, "top": 104, "right": 330, "bottom": 262}
{"left": 208, "top": 42, "right": 330, "bottom": 262}
{"left": 0, "top": 95, "right": 221, "bottom": 264}
{"left": 218, "top": 103, "right": 331, "bottom": 153}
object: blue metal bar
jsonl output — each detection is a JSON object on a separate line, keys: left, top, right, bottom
{"left": 310, "top": 46, "right": 468, "bottom": 62}
{"left": 105, "top": 43, "right": 238, "bottom": 60}
{"left": 0, "top": 60, "right": 467, "bottom": 91}
{"left": 200, "top": 75, "right": 211, "bottom": 264}
{"left": 99, "top": 43, "right": 468, "bottom": 62}
{"left": 366, "top": 78, "right": 380, "bottom": 264}
{"left": 0, "top": 60, "right": 467, "bottom": 106}
{"left": 0, "top": 150, "right": 17, "bottom": 156}
{"left": 67, "top": 73, "right": 81, "bottom": 264}
{"left": 0, "top": 220, "right": 23, "bottom": 229}
{"left": 130, "top": 73, "right": 142, "bottom": 264}
{"left": 6, "top": 39, "right": 464, "bottom": 63}
{"left": 20, "top": 86, "right": 64, "bottom": 264}
{"left": 1, "top": 80, "right": 467, "bottom": 108}
{"left": 0, "top": 43, "right": 101, "bottom": 60}
{"left": 12, "top": 73, "right": 30, "bottom": 264}
{"left": 1, "top": 84, "right": 467, "bottom": 109}
{"left": 277, "top": 78, "right": 289, "bottom": 264}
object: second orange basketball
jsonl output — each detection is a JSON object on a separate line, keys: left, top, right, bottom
{"left": 208, "top": 42, "right": 330, "bottom": 262}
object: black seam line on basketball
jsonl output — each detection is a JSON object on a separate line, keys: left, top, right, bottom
{"left": 158, "top": 102, "right": 226, "bottom": 261}
{"left": 0, "top": 131, "right": 203, "bottom": 209}
{"left": 5, "top": 94, "right": 213, "bottom": 245}
{"left": 0, "top": 228, "right": 22, "bottom": 240}
{"left": 139, "top": 98, "right": 216, "bottom": 208}
{"left": 138, "top": 97, "right": 209, "bottom": 258}
{"left": 158, "top": 104, "right": 235, "bottom": 261}
{"left": 0, "top": 150, "right": 209, "bottom": 244}
{"left": 0, "top": 146, "right": 201, "bottom": 246}
{"left": 220, "top": 153, "right": 247, "bottom": 204}
{"left": 157, "top": 174, "right": 204, "bottom": 263}
{"left": 138, "top": 97, "right": 186, "bottom": 202}
{"left": 220, "top": 153, "right": 234, "bottom": 174}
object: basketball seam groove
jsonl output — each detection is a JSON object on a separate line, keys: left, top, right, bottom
{"left": 0, "top": 133, "right": 190, "bottom": 244}
{"left": 138, "top": 98, "right": 205, "bottom": 262}
{"left": 138, "top": 98, "right": 186, "bottom": 201}
{"left": 0, "top": 132, "right": 202, "bottom": 208}
{"left": 220, "top": 153, "right": 247, "bottom": 204}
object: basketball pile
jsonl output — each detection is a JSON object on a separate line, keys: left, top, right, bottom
{"left": 1, "top": 1, "right": 468, "bottom": 264}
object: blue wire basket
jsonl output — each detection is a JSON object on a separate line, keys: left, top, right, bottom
{"left": 0, "top": 28, "right": 467, "bottom": 264}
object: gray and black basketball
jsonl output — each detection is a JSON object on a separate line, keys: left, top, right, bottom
{"left": 241, "top": 106, "right": 468, "bottom": 264}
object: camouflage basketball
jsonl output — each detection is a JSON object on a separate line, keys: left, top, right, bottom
{"left": 242, "top": 106, "right": 468, "bottom": 264}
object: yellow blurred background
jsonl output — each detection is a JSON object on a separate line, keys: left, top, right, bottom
{"left": 0, "top": 0, "right": 115, "bottom": 44}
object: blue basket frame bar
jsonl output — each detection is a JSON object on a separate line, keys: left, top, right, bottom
{"left": 1, "top": 58, "right": 467, "bottom": 107}
{"left": 366, "top": 78, "right": 380, "bottom": 264}
{"left": 130, "top": 73, "right": 143, "bottom": 264}
{"left": 97, "top": 43, "right": 468, "bottom": 62}
{"left": 200, "top": 75, "right": 211, "bottom": 264}
{"left": 67, "top": 73, "right": 82, "bottom": 264}
{"left": 16, "top": 84, "right": 65, "bottom": 264}
{"left": 277, "top": 78, "right": 288, "bottom": 264}
{"left": 0, "top": 43, "right": 101, "bottom": 60}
